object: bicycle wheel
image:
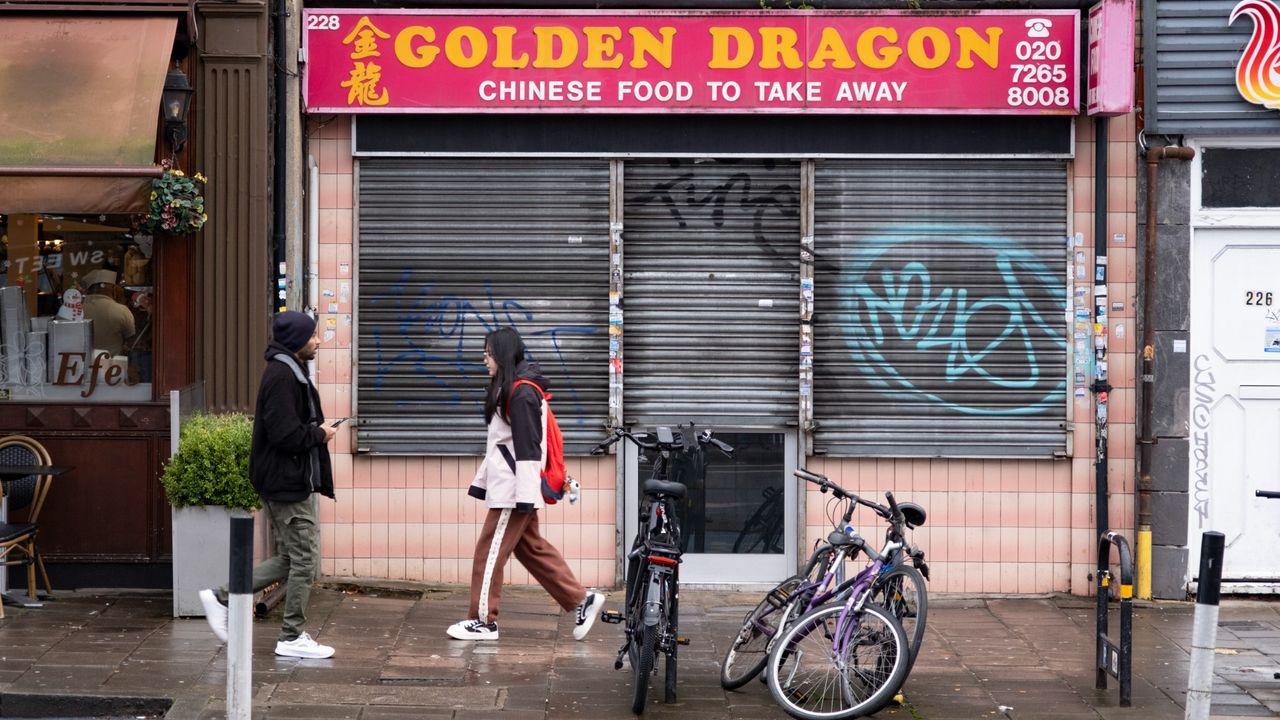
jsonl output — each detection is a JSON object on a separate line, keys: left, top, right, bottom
{"left": 631, "top": 623, "right": 656, "bottom": 714}
{"left": 766, "top": 603, "right": 909, "bottom": 720}
{"left": 871, "top": 566, "right": 928, "bottom": 674}
{"left": 721, "top": 574, "right": 807, "bottom": 690}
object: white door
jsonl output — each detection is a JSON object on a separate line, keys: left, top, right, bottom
{"left": 1189, "top": 228, "right": 1280, "bottom": 584}
{"left": 624, "top": 429, "right": 797, "bottom": 585}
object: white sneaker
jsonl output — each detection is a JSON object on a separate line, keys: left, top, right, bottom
{"left": 274, "top": 632, "right": 335, "bottom": 659}
{"left": 573, "top": 592, "right": 606, "bottom": 641}
{"left": 198, "top": 589, "right": 228, "bottom": 643}
{"left": 447, "top": 619, "right": 499, "bottom": 640}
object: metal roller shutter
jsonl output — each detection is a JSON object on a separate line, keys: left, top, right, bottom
{"left": 356, "top": 158, "right": 610, "bottom": 454}
{"left": 813, "top": 159, "right": 1069, "bottom": 457}
{"left": 622, "top": 159, "right": 801, "bottom": 428}
{"left": 1148, "top": 0, "right": 1280, "bottom": 135}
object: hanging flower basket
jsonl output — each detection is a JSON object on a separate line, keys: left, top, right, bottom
{"left": 140, "top": 165, "right": 207, "bottom": 236}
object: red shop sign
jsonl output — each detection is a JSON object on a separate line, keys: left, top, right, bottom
{"left": 303, "top": 9, "right": 1080, "bottom": 115}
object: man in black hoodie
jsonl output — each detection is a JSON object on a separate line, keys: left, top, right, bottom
{"left": 199, "top": 311, "right": 338, "bottom": 659}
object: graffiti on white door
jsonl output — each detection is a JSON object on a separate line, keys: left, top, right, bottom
{"left": 1189, "top": 228, "right": 1280, "bottom": 583}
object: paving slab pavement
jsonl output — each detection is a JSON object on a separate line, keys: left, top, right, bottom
{"left": 0, "top": 582, "right": 1277, "bottom": 719}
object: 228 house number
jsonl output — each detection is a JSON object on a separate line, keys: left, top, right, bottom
{"left": 1245, "top": 291, "right": 1274, "bottom": 306}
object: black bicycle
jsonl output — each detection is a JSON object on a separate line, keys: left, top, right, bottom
{"left": 594, "top": 424, "right": 733, "bottom": 714}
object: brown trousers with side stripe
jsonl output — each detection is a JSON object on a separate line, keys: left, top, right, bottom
{"left": 469, "top": 507, "right": 586, "bottom": 623}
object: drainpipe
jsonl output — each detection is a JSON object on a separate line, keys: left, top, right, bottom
{"left": 271, "top": 0, "right": 288, "bottom": 313}
{"left": 307, "top": 156, "right": 320, "bottom": 383}
{"left": 284, "top": 0, "right": 305, "bottom": 312}
{"left": 1094, "top": 118, "right": 1111, "bottom": 597}
{"left": 1138, "top": 143, "right": 1195, "bottom": 599}
{"left": 308, "top": 156, "right": 320, "bottom": 317}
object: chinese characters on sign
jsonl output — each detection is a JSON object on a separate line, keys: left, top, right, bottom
{"left": 303, "top": 10, "right": 1080, "bottom": 114}
{"left": 340, "top": 16, "right": 390, "bottom": 106}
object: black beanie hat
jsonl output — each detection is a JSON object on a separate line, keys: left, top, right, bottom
{"left": 273, "top": 311, "right": 317, "bottom": 353}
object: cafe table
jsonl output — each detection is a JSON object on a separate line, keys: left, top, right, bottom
{"left": 0, "top": 464, "right": 73, "bottom": 608}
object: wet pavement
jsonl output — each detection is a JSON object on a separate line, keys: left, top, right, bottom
{"left": 0, "top": 582, "right": 1277, "bottom": 719}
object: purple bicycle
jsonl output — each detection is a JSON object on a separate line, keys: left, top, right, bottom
{"left": 720, "top": 469, "right": 928, "bottom": 693}
{"left": 763, "top": 486, "right": 919, "bottom": 720}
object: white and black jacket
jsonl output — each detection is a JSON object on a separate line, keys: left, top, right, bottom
{"left": 468, "top": 362, "right": 548, "bottom": 512}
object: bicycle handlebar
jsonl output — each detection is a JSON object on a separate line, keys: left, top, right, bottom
{"left": 591, "top": 428, "right": 647, "bottom": 454}
{"left": 1258, "top": 490, "right": 1280, "bottom": 499}
{"left": 793, "top": 468, "right": 893, "bottom": 519}
{"left": 796, "top": 467, "right": 929, "bottom": 578}
{"left": 884, "top": 490, "right": 906, "bottom": 530}
{"left": 590, "top": 426, "right": 735, "bottom": 457}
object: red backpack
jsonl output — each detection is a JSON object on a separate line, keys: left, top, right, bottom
{"left": 511, "top": 379, "right": 573, "bottom": 504}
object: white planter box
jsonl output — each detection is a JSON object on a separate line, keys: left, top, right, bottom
{"left": 171, "top": 505, "right": 250, "bottom": 617}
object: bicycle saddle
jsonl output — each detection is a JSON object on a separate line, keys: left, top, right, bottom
{"left": 644, "top": 478, "right": 686, "bottom": 499}
{"left": 898, "top": 502, "right": 927, "bottom": 529}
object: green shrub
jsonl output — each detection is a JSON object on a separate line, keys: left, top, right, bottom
{"left": 160, "top": 413, "right": 259, "bottom": 511}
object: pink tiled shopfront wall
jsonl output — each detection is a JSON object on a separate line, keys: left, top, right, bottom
{"left": 307, "top": 113, "right": 1136, "bottom": 595}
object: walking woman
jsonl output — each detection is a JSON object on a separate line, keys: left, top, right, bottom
{"left": 447, "top": 326, "right": 605, "bottom": 641}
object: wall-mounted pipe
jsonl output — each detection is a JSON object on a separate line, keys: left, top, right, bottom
{"left": 271, "top": 0, "right": 288, "bottom": 314}
{"left": 1138, "top": 144, "right": 1195, "bottom": 599}
{"left": 306, "top": 156, "right": 320, "bottom": 384}
{"left": 308, "top": 156, "right": 320, "bottom": 317}
{"left": 1094, "top": 117, "right": 1111, "bottom": 593}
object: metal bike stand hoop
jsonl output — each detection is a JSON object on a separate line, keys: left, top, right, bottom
{"left": 1095, "top": 531, "right": 1133, "bottom": 707}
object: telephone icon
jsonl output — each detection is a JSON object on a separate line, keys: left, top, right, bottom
{"left": 1025, "top": 18, "right": 1053, "bottom": 38}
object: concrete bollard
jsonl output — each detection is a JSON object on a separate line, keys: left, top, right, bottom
{"left": 1184, "top": 531, "right": 1224, "bottom": 720}
{"left": 227, "top": 516, "right": 254, "bottom": 720}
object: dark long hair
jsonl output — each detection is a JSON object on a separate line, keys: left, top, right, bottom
{"left": 483, "top": 326, "right": 525, "bottom": 423}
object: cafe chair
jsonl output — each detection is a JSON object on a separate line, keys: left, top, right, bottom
{"left": 0, "top": 435, "right": 56, "bottom": 615}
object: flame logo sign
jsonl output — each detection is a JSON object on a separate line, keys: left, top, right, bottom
{"left": 1230, "top": 0, "right": 1280, "bottom": 108}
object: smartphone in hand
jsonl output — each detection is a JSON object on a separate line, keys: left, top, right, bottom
{"left": 330, "top": 418, "right": 347, "bottom": 428}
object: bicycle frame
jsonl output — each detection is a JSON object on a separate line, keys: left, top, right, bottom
{"left": 630, "top": 489, "right": 681, "bottom": 630}
{"left": 743, "top": 482, "right": 921, "bottom": 658}
{"left": 825, "top": 539, "right": 900, "bottom": 650}
{"left": 770, "top": 543, "right": 894, "bottom": 694}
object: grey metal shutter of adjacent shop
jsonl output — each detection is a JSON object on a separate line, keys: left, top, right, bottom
{"left": 357, "top": 158, "right": 610, "bottom": 455}
{"left": 622, "top": 159, "right": 800, "bottom": 429}
{"left": 813, "top": 159, "right": 1068, "bottom": 457}
{"left": 1148, "top": 0, "right": 1280, "bottom": 135}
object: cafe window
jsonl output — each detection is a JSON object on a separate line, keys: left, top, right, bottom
{"left": 0, "top": 213, "right": 154, "bottom": 402}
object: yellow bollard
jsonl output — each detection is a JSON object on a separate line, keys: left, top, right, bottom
{"left": 1136, "top": 529, "right": 1152, "bottom": 600}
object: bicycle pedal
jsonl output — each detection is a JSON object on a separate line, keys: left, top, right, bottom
{"left": 614, "top": 660, "right": 624, "bottom": 670}
{"left": 601, "top": 610, "right": 624, "bottom": 624}
{"left": 675, "top": 636, "right": 690, "bottom": 645}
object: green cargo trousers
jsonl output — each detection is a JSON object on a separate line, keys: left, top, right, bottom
{"left": 217, "top": 495, "right": 319, "bottom": 642}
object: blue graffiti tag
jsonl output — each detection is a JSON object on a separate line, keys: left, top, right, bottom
{"left": 366, "top": 273, "right": 596, "bottom": 422}
{"left": 840, "top": 229, "right": 1066, "bottom": 415}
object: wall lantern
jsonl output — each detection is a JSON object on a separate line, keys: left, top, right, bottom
{"left": 161, "top": 67, "right": 194, "bottom": 153}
